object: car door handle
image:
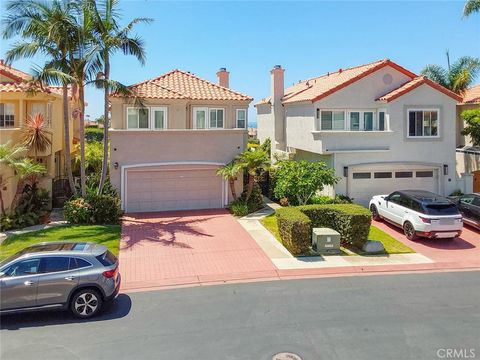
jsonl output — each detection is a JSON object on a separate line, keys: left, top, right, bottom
{"left": 24, "top": 281, "right": 34, "bottom": 286}
{"left": 65, "top": 276, "right": 75, "bottom": 281}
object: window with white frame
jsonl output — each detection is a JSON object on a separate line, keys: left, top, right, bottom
{"left": 319, "top": 110, "right": 345, "bottom": 130}
{"left": 0, "top": 103, "right": 15, "bottom": 127}
{"left": 348, "top": 110, "right": 375, "bottom": 131}
{"left": 209, "top": 108, "right": 224, "bottom": 128}
{"left": 236, "top": 109, "right": 247, "bottom": 128}
{"left": 193, "top": 107, "right": 207, "bottom": 129}
{"left": 151, "top": 107, "right": 167, "bottom": 130}
{"left": 408, "top": 109, "right": 439, "bottom": 137}
{"left": 378, "top": 110, "right": 386, "bottom": 131}
{"left": 127, "top": 107, "right": 149, "bottom": 129}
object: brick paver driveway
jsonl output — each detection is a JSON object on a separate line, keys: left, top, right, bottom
{"left": 119, "top": 209, "right": 277, "bottom": 291}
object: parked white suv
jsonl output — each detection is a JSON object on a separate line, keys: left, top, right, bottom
{"left": 369, "top": 190, "right": 463, "bottom": 240}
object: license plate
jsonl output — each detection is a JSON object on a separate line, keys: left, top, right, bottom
{"left": 436, "top": 232, "right": 457, "bottom": 238}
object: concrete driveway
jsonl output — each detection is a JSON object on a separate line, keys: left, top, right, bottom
{"left": 119, "top": 209, "right": 277, "bottom": 291}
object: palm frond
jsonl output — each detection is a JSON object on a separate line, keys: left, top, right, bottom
{"left": 464, "top": 0, "right": 480, "bottom": 16}
{"left": 420, "top": 65, "right": 449, "bottom": 88}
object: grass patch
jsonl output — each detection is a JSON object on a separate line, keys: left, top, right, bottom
{"left": 0, "top": 225, "right": 121, "bottom": 261}
{"left": 260, "top": 214, "right": 414, "bottom": 256}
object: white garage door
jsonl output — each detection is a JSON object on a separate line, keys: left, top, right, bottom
{"left": 348, "top": 167, "right": 439, "bottom": 206}
{"left": 125, "top": 167, "right": 224, "bottom": 213}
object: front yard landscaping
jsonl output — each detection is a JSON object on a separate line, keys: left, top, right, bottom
{"left": 0, "top": 225, "right": 121, "bottom": 261}
{"left": 260, "top": 213, "right": 414, "bottom": 256}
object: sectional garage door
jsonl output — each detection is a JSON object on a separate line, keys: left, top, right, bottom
{"left": 125, "top": 166, "right": 224, "bottom": 213}
{"left": 348, "top": 165, "right": 439, "bottom": 206}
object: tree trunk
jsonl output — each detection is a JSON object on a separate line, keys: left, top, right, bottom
{"left": 246, "top": 175, "right": 254, "bottom": 200}
{"left": 229, "top": 178, "right": 237, "bottom": 200}
{"left": 62, "top": 83, "right": 76, "bottom": 196}
{"left": 78, "top": 80, "right": 86, "bottom": 197}
{"left": 0, "top": 188, "right": 5, "bottom": 215}
{"left": 98, "top": 52, "right": 110, "bottom": 195}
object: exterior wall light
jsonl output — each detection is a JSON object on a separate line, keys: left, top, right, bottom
{"left": 443, "top": 164, "right": 448, "bottom": 175}
{"left": 343, "top": 166, "right": 348, "bottom": 177}
{"left": 114, "top": 162, "right": 119, "bottom": 170}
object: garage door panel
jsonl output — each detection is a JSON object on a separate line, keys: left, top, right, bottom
{"left": 126, "top": 167, "right": 223, "bottom": 213}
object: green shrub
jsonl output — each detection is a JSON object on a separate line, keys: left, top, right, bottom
{"left": 240, "top": 183, "right": 264, "bottom": 213}
{"left": 275, "top": 207, "right": 311, "bottom": 255}
{"left": 85, "top": 127, "right": 104, "bottom": 143}
{"left": 228, "top": 199, "right": 250, "bottom": 217}
{"left": 276, "top": 204, "right": 372, "bottom": 255}
{"left": 309, "top": 194, "right": 353, "bottom": 205}
{"left": 64, "top": 194, "right": 122, "bottom": 225}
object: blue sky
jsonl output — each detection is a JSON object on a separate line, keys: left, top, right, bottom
{"left": 1, "top": 0, "right": 479, "bottom": 126}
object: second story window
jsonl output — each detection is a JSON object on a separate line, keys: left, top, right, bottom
{"left": 236, "top": 109, "right": 247, "bottom": 128}
{"left": 127, "top": 107, "right": 149, "bottom": 129}
{"left": 151, "top": 107, "right": 167, "bottom": 130}
{"left": 408, "top": 109, "right": 439, "bottom": 138}
{"left": 209, "top": 108, "right": 224, "bottom": 128}
{"left": 319, "top": 110, "right": 345, "bottom": 130}
{"left": 0, "top": 103, "right": 15, "bottom": 127}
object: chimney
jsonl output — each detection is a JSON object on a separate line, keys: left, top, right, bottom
{"left": 216, "top": 67, "right": 229, "bottom": 88}
{"left": 271, "top": 65, "right": 285, "bottom": 103}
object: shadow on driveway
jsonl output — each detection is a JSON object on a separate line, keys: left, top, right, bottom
{"left": 0, "top": 293, "right": 132, "bottom": 330}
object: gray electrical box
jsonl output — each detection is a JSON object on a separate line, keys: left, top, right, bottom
{"left": 312, "top": 228, "right": 341, "bottom": 254}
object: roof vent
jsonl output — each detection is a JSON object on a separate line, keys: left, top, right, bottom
{"left": 274, "top": 65, "right": 282, "bottom": 69}
{"left": 219, "top": 67, "right": 227, "bottom": 72}
{"left": 338, "top": 68, "right": 343, "bottom": 73}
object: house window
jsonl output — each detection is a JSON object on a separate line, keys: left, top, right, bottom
{"left": 349, "top": 112, "right": 360, "bottom": 131}
{"left": 320, "top": 110, "right": 345, "bottom": 130}
{"left": 374, "top": 172, "right": 392, "bottom": 179}
{"left": 127, "top": 107, "right": 149, "bottom": 129}
{"left": 209, "top": 108, "right": 224, "bottom": 128}
{"left": 378, "top": 111, "right": 386, "bottom": 131}
{"left": 347, "top": 110, "right": 377, "bottom": 131}
{"left": 364, "top": 112, "right": 374, "bottom": 131}
{"left": 395, "top": 171, "right": 413, "bottom": 178}
{"left": 151, "top": 107, "right": 167, "bottom": 130}
{"left": 408, "top": 109, "right": 439, "bottom": 137}
{"left": 236, "top": 109, "right": 247, "bottom": 128}
{"left": 416, "top": 171, "right": 434, "bottom": 178}
{"left": 352, "top": 172, "right": 371, "bottom": 179}
{"left": 193, "top": 107, "right": 207, "bottom": 129}
{"left": 0, "top": 103, "right": 15, "bottom": 127}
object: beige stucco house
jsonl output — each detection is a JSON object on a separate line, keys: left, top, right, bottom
{"left": 456, "top": 84, "right": 480, "bottom": 193}
{"left": 0, "top": 60, "right": 77, "bottom": 213}
{"left": 256, "top": 59, "right": 464, "bottom": 205}
{"left": 109, "top": 68, "right": 252, "bottom": 213}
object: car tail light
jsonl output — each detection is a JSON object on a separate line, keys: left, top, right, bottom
{"left": 103, "top": 266, "right": 118, "bottom": 278}
{"left": 419, "top": 217, "right": 432, "bottom": 224}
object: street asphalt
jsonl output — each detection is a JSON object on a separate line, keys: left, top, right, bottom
{"left": 1, "top": 271, "right": 479, "bottom": 360}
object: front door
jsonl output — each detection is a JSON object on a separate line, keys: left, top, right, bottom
{"left": 0, "top": 258, "right": 41, "bottom": 310}
{"left": 473, "top": 170, "right": 480, "bottom": 193}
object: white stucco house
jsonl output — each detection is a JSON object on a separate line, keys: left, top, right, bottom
{"left": 256, "top": 59, "right": 463, "bottom": 205}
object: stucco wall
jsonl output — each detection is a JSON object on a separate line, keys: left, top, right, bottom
{"left": 256, "top": 104, "right": 275, "bottom": 153}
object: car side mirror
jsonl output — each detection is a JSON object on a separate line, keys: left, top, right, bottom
{"left": 0, "top": 272, "right": 5, "bottom": 278}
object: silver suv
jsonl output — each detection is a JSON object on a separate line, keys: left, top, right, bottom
{"left": 0, "top": 242, "right": 121, "bottom": 318}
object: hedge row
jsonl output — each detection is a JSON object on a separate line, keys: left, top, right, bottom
{"left": 275, "top": 204, "right": 371, "bottom": 255}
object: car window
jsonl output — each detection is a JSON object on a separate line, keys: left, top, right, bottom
{"left": 460, "top": 195, "right": 475, "bottom": 205}
{"left": 39, "top": 257, "right": 71, "bottom": 273}
{"left": 410, "top": 200, "right": 423, "bottom": 213}
{"left": 96, "top": 251, "right": 117, "bottom": 266}
{"left": 70, "top": 258, "right": 92, "bottom": 270}
{"left": 388, "top": 193, "right": 401, "bottom": 204}
{"left": 424, "top": 204, "right": 459, "bottom": 216}
{"left": 398, "top": 195, "right": 412, "bottom": 209}
{"left": 2, "top": 258, "right": 40, "bottom": 277}
{"left": 472, "top": 197, "right": 480, "bottom": 207}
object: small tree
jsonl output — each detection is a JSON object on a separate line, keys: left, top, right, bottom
{"left": 461, "top": 108, "right": 480, "bottom": 146}
{"left": 274, "top": 160, "right": 339, "bottom": 205}
{"left": 236, "top": 149, "right": 270, "bottom": 200}
{"left": 216, "top": 161, "right": 241, "bottom": 200}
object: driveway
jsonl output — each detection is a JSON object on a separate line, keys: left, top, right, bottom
{"left": 119, "top": 209, "right": 278, "bottom": 291}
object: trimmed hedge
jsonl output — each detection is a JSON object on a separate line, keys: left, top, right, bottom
{"left": 276, "top": 204, "right": 371, "bottom": 255}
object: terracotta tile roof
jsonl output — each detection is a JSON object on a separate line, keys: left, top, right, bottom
{"left": 0, "top": 61, "right": 33, "bottom": 82}
{"left": 461, "top": 84, "right": 480, "bottom": 104}
{"left": 256, "top": 59, "right": 416, "bottom": 106}
{"left": 377, "top": 76, "right": 463, "bottom": 102}
{"left": 111, "top": 69, "right": 252, "bottom": 101}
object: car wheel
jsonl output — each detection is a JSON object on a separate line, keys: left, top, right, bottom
{"left": 70, "top": 288, "right": 103, "bottom": 319}
{"left": 370, "top": 205, "right": 381, "bottom": 221}
{"left": 403, "top": 221, "right": 417, "bottom": 240}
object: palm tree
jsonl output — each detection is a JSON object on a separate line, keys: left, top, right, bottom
{"left": 0, "top": 142, "right": 28, "bottom": 214}
{"left": 3, "top": 0, "right": 79, "bottom": 195}
{"left": 20, "top": 113, "right": 52, "bottom": 163}
{"left": 421, "top": 52, "right": 480, "bottom": 94}
{"left": 235, "top": 149, "right": 270, "bottom": 200}
{"left": 464, "top": 0, "right": 480, "bottom": 16}
{"left": 217, "top": 161, "right": 242, "bottom": 200}
{"left": 86, "top": 0, "right": 151, "bottom": 195}
{"left": 11, "top": 159, "right": 46, "bottom": 207}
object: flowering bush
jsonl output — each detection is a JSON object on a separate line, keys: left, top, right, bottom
{"left": 64, "top": 194, "right": 123, "bottom": 224}
{"left": 64, "top": 197, "right": 94, "bottom": 224}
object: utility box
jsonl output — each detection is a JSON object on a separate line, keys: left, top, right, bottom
{"left": 312, "top": 228, "right": 341, "bottom": 254}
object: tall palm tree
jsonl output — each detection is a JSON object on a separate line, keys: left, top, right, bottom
{"left": 464, "top": 0, "right": 480, "bottom": 16}
{"left": 86, "top": 0, "right": 151, "bottom": 195}
{"left": 235, "top": 149, "right": 270, "bottom": 200}
{"left": 421, "top": 52, "right": 480, "bottom": 94}
{"left": 217, "top": 161, "right": 241, "bottom": 200}
{"left": 3, "top": 0, "right": 79, "bottom": 195}
{"left": 20, "top": 113, "right": 52, "bottom": 163}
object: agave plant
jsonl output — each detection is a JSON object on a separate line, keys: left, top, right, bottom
{"left": 20, "top": 113, "right": 52, "bottom": 162}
